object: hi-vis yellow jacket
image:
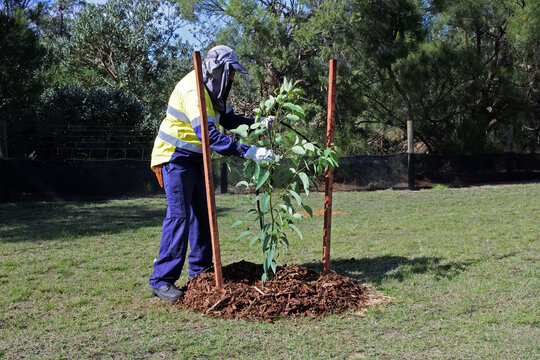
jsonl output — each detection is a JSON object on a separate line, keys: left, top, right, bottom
{"left": 150, "top": 71, "right": 251, "bottom": 169}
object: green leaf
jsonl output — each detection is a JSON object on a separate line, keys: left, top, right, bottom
{"left": 283, "top": 103, "right": 305, "bottom": 119}
{"left": 304, "top": 142, "right": 315, "bottom": 152}
{"left": 280, "top": 77, "right": 291, "bottom": 93}
{"left": 283, "top": 102, "right": 302, "bottom": 113}
{"left": 280, "top": 235, "right": 289, "bottom": 249}
{"left": 290, "top": 181, "right": 300, "bottom": 194}
{"left": 249, "top": 127, "right": 267, "bottom": 138}
{"left": 249, "top": 235, "right": 259, "bottom": 247}
{"left": 282, "top": 196, "right": 294, "bottom": 214}
{"left": 256, "top": 168, "right": 270, "bottom": 190}
{"left": 298, "top": 172, "right": 310, "bottom": 195}
{"left": 236, "top": 180, "right": 250, "bottom": 188}
{"left": 246, "top": 209, "right": 258, "bottom": 218}
{"left": 233, "top": 199, "right": 249, "bottom": 206}
{"left": 303, "top": 205, "right": 313, "bottom": 219}
{"left": 291, "top": 146, "right": 305, "bottom": 155}
{"left": 288, "top": 223, "right": 303, "bottom": 239}
{"left": 288, "top": 189, "right": 302, "bottom": 205}
{"left": 237, "top": 230, "right": 252, "bottom": 240}
{"left": 267, "top": 248, "right": 275, "bottom": 265}
{"left": 256, "top": 139, "right": 270, "bottom": 147}
{"left": 265, "top": 96, "right": 276, "bottom": 112}
{"left": 260, "top": 224, "right": 270, "bottom": 237}
{"left": 230, "top": 124, "right": 248, "bottom": 137}
{"left": 253, "top": 163, "right": 260, "bottom": 182}
{"left": 231, "top": 220, "right": 244, "bottom": 228}
{"left": 270, "top": 259, "right": 277, "bottom": 275}
{"left": 260, "top": 193, "right": 270, "bottom": 213}
{"left": 261, "top": 272, "right": 267, "bottom": 283}
{"left": 330, "top": 151, "right": 339, "bottom": 167}
{"left": 293, "top": 213, "right": 304, "bottom": 220}
{"left": 285, "top": 114, "right": 300, "bottom": 122}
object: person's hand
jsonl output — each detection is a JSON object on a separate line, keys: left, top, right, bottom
{"left": 261, "top": 116, "right": 275, "bottom": 131}
{"left": 244, "top": 145, "right": 275, "bottom": 163}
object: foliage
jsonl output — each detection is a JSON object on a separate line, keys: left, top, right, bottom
{"left": 231, "top": 79, "right": 339, "bottom": 281}
{"left": 63, "top": 0, "right": 192, "bottom": 129}
{"left": 0, "top": 8, "right": 44, "bottom": 158}
{"left": 3, "top": 0, "right": 539, "bottom": 158}
{"left": 176, "top": 0, "right": 339, "bottom": 146}
{"left": 0, "top": 8, "right": 43, "bottom": 111}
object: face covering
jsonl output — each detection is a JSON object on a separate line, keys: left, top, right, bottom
{"left": 202, "top": 45, "right": 247, "bottom": 114}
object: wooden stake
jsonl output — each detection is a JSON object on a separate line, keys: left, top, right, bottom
{"left": 193, "top": 51, "right": 224, "bottom": 290}
{"left": 323, "top": 59, "right": 337, "bottom": 274}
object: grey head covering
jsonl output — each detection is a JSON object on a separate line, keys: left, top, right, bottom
{"left": 202, "top": 45, "right": 247, "bottom": 113}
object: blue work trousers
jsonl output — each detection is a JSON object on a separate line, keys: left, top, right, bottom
{"left": 149, "top": 162, "right": 213, "bottom": 289}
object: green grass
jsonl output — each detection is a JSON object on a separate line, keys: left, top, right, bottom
{"left": 0, "top": 183, "right": 538, "bottom": 359}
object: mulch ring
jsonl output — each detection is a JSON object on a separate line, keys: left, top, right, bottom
{"left": 177, "top": 260, "right": 379, "bottom": 321}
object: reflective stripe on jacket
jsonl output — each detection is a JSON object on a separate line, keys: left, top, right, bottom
{"left": 151, "top": 71, "right": 248, "bottom": 169}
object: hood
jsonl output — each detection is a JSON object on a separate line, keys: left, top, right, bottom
{"left": 202, "top": 45, "right": 247, "bottom": 113}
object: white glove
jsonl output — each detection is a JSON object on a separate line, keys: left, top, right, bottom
{"left": 261, "top": 116, "right": 275, "bottom": 131}
{"left": 244, "top": 146, "right": 275, "bottom": 163}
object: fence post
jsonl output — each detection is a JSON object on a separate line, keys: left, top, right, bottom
{"left": 506, "top": 124, "right": 513, "bottom": 180}
{"left": 0, "top": 121, "right": 7, "bottom": 158}
{"left": 220, "top": 160, "right": 228, "bottom": 194}
{"left": 407, "top": 120, "right": 415, "bottom": 190}
{"left": 506, "top": 124, "right": 513, "bottom": 152}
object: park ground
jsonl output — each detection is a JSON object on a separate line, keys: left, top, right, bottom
{"left": 0, "top": 183, "right": 538, "bottom": 359}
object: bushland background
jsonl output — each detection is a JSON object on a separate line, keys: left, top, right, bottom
{"left": 1, "top": 0, "right": 539, "bottom": 162}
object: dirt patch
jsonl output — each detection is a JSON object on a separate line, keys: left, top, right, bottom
{"left": 297, "top": 209, "right": 348, "bottom": 217}
{"left": 178, "top": 260, "right": 373, "bottom": 320}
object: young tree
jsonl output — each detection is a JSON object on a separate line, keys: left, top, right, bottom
{"left": 231, "top": 79, "right": 338, "bottom": 281}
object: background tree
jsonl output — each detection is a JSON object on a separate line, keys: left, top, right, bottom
{"left": 0, "top": 8, "right": 44, "bottom": 157}
{"left": 64, "top": 0, "right": 192, "bottom": 128}
{"left": 176, "top": 0, "right": 344, "bottom": 147}
{"left": 506, "top": 0, "right": 540, "bottom": 152}
{"left": 2, "top": 0, "right": 538, "bottom": 158}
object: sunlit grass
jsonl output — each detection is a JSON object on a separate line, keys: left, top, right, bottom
{"left": 0, "top": 183, "right": 538, "bottom": 359}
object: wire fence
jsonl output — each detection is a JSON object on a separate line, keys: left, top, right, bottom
{"left": 1, "top": 154, "right": 539, "bottom": 202}
{"left": 51, "top": 125, "right": 154, "bottom": 160}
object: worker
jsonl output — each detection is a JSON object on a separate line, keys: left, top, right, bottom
{"left": 149, "top": 45, "right": 274, "bottom": 301}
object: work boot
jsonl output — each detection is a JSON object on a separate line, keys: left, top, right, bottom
{"left": 152, "top": 284, "right": 184, "bottom": 302}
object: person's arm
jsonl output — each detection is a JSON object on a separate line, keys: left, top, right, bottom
{"left": 182, "top": 91, "right": 250, "bottom": 156}
{"left": 192, "top": 123, "right": 250, "bottom": 156}
{"left": 219, "top": 106, "right": 254, "bottom": 130}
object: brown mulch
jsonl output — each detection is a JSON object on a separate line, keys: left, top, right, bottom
{"left": 177, "top": 260, "right": 371, "bottom": 320}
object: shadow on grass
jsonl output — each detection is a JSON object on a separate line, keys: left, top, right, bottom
{"left": 302, "top": 256, "right": 475, "bottom": 285}
{"left": 0, "top": 201, "right": 232, "bottom": 243}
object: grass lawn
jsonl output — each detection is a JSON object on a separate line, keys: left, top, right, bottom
{"left": 0, "top": 183, "right": 538, "bottom": 359}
